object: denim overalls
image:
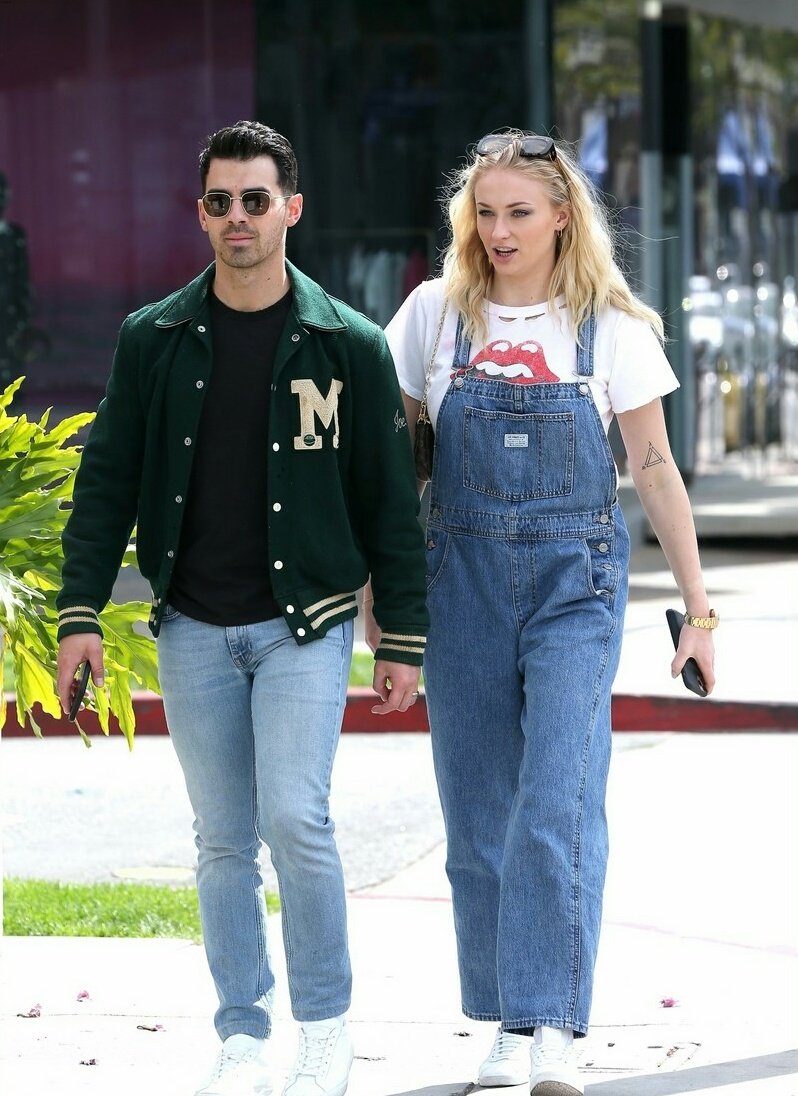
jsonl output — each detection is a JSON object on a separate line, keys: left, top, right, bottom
{"left": 424, "top": 314, "right": 630, "bottom": 1036}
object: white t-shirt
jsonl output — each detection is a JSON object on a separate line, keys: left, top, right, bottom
{"left": 384, "top": 278, "right": 678, "bottom": 433}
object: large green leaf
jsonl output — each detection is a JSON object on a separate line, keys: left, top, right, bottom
{"left": 0, "top": 376, "right": 24, "bottom": 410}
{"left": 15, "top": 642, "right": 61, "bottom": 720}
{"left": 0, "top": 378, "right": 159, "bottom": 747}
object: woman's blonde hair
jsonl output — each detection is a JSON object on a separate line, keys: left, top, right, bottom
{"left": 441, "top": 129, "right": 664, "bottom": 347}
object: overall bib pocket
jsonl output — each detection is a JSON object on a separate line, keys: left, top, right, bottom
{"left": 463, "top": 407, "right": 575, "bottom": 501}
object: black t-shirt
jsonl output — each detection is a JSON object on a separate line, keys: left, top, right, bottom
{"left": 168, "top": 288, "right": 293, "bottom": 625}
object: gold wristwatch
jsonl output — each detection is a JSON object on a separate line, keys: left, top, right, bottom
{"left": 682, "top": 609, "right": 719, "bottom": 630}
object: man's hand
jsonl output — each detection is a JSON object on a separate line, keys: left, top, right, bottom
{"left": 57, "top": 634, "right": 105, "bottom": 716}
{"left": 371, "top": 660, "right": 421, "bottom": 715}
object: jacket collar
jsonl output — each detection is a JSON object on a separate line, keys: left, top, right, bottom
{"left": 154, "top": 265, "right": 215, "bottom": 327}
{"left": 286, "top": 261, "right": 347, "bottom": 331}
{"left": 154, "top": 260, "right": 347, "bottom": 332}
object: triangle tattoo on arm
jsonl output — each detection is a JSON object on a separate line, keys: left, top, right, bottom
{"left": 643, "top": 442, "right": 665, "bottom": 468}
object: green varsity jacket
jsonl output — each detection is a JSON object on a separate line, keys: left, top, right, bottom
{"left": 56, "top": 261, "right": 428, "bottom": 666}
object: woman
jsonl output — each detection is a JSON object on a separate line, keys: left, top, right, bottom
{"left": 372, "top": 131, "right": 717, "bottom": 1095}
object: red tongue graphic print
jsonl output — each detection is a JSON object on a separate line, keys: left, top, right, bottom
{"left": 469, "top": 340, "right": 558, "bottom": 384}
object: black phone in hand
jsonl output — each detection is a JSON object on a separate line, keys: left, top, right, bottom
{"left": 665, "top": 609, "right": 708, "bottom": 698}
{"left": 68, "top": 661, "right": 91, "bottom": 722}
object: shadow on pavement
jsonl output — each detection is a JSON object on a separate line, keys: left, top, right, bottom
{"left": 586, "top": 1047, "right": 798, "bottom": 1093}
{"left": 387, "top": 1083, "right": 479, "bottom": 1096}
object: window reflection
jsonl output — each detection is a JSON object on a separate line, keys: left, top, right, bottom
{"left": 692, "top": 17, "right": 798, "bottom": 460}
{"left": 0, "top": 171, "right": 32, "bottom": 388}
{"left": 0, "top": 0, "right": 255, "bottom": 412}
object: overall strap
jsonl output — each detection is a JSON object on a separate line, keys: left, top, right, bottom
{"left": 575, "top": 312, "right": 597, "bottom": 377}
{"left": 453, "top": 314, "right": 472, "bottom": 369}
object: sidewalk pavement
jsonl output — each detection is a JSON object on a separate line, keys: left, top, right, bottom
{"left": 2, "top": 731, "right": 796, "bottom": 1096}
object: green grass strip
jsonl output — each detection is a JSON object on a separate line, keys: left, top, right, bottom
{"left": 3, "top": 878, "right": 279, "bottom": 940}
{"left": 349, "top": 649, "right": 375, "bottom": 686}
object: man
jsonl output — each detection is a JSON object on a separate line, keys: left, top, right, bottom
{"left": 56, "top": 121, "right": 428, "bottom": 1096}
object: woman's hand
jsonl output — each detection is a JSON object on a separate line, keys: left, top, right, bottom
{"left": 673, "top": 624, "right": 716, "bottom": 695}
{"left": 363, "top": 598, "right": 381, "bottom": 654}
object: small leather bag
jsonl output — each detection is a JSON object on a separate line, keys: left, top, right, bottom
{"left": 413, "top": 302, "right": 448, "bottom": 482}
{"left": 413, "top": 413, "right": 435, "bottom": 483}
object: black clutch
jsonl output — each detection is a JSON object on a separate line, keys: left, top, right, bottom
{"left": 665, "top": 609, "right": 708, "bottom": 697}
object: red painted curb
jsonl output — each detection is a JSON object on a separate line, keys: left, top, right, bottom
{"left": 609, "top": 695, "right": 798, "bottom": 732}
{"left": 2, "top": 689, "right": 797, "bottom": 738}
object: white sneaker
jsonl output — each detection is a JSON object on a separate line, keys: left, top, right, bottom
{"left": 282, "top": 1016, "right": 353, "bottom": 1096}
{"left": 195, "top": 1033, "right": 272, "bottom": 1096}
{"left": 529, "top": 1026, "right": 583, "bottom": 1095}
{"left": 477, "top": 1025, "right": 531, "bottom": 1086}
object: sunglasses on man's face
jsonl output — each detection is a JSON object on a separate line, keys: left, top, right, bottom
{"left": 200, "top": 190, "right": 289, "bottom": 217}
{"left": 475, "top": 133, "right": 557, "bottom": 161}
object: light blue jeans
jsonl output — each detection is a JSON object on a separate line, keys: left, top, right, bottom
{"left": 156, "top": 610, "right": 353, "bottom": 1039}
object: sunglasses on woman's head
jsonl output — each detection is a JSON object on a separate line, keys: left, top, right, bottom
{"left": 475, "top": 134, "right": 557, "bottom": 162}
{"left": 201, "top": 190, "right": 289, "bottom": 217}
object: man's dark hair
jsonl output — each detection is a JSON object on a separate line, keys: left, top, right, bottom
{"left": 199, "top": 121, "right": 298, "bottom": 194}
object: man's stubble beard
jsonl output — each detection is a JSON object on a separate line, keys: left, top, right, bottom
{"left": 218, "top": 224, "right": 284, "bottom": 271}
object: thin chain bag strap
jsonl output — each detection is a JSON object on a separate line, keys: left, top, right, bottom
{"left": 413, "top": 301, "right": 448, "bottom": 482}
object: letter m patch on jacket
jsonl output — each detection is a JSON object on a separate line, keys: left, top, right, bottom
{"left": 291, "top": 379, "right": 344, "bottom": 450}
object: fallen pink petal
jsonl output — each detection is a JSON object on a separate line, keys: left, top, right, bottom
{"left": 76, "top": 990, "right": 90, "bottom": 1002}
{"left": 16, "top": 1004, "right": 42, "bottom": 1018}
{"left": 136, "top": 1023, "right": 165, "bottom": 1032}
{"left": 660, "top": 996, "right": 679, "bottom": 1008}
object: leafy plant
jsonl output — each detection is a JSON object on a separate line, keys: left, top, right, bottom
{"left": 0, "top": 378, "right": 159, "bottom": 747}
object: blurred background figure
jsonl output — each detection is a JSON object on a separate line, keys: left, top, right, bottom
{"left": 0, "top": 170, "right": 30, "bottom": 387}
